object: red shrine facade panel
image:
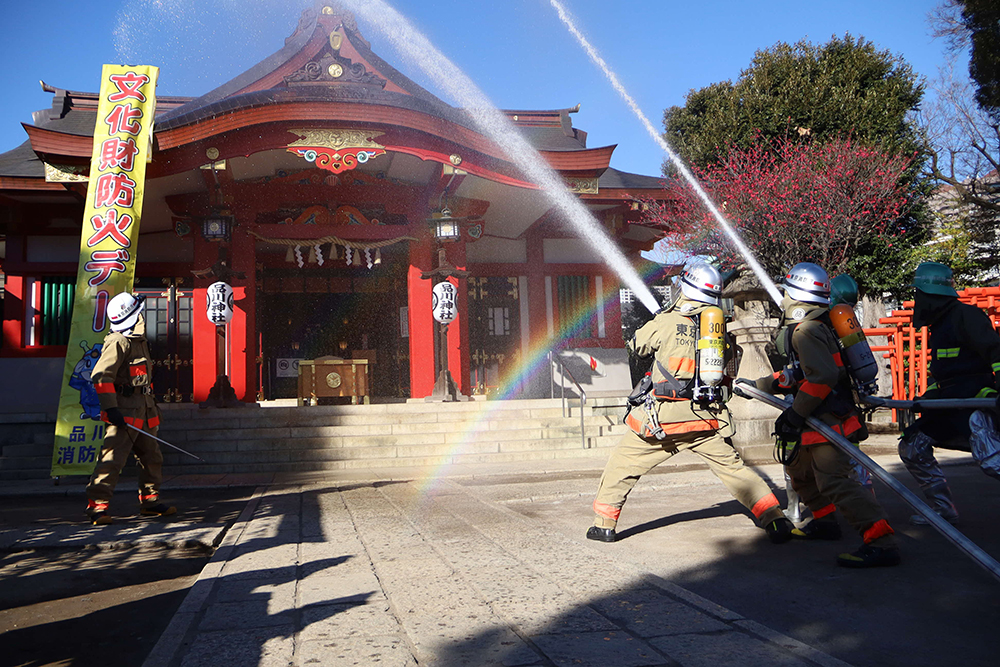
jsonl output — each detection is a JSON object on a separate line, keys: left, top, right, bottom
{"left": 0, "top": 4, "right": 671, "bottom": 409}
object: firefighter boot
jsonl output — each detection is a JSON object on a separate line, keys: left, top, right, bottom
{"left": 587, "top": 515, "right": 617, "bottom": 543}
{"left": 791, "top": 518, "right": 842, "bottom": 540}
{"left": 139, "top": 493, "right": 177, "bottom": 518}
{"left": 765, "top": 517, "right": 794, "bottom": 544}
{"left": 910, "top": 482, "right": 959, "bottom": 526}
{"left": 836, "top": 544, "right": 901, "bottom": 569}
{"left": 86, "top": 500, "right": 113, "bottom": 526}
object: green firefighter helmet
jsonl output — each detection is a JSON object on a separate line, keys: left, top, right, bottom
{"left": 910, "top": 262, "right": 958, "bottom": 297}
{"left": 830, "top": 274, "right": 859, "bottom": 308}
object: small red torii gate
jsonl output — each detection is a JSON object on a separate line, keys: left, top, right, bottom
{"left": 864, "top": 286, "right": 1000, "bottom": 419}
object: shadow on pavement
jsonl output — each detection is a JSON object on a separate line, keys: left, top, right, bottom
{"left": 478, "top": 456, "right": 1000, "bottom": 667}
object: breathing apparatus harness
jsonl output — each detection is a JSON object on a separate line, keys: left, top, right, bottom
{"left": 624, "top": 308, "right": 728, "bottom": 439}
{"left": 772, "top": 313, "right": 858, "bottom": 465}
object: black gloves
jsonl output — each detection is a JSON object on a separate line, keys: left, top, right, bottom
{"left": 104, "top": 407, "right": 127, "bottom": 428}
{"left": 774, "top": 407, "right": 805, "bottom": 440}
{"left": 773, "top": 407, "right": 805, "bottom": 465}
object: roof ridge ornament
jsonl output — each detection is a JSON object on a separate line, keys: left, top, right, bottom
{"left": 287, "top": 129, "right": 387, "bottom": 175}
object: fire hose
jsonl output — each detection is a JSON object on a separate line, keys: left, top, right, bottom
{"left": 861, "top": 396, "right": 999, "bottom": 411}
{"left": 734, "top": 380, "right": 1000, "bottom": 584}
{"left": 125, "top": 423, "right": 205, "bottom": 462}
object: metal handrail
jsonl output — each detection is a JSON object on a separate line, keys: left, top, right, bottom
{"left": 549, "top": 351, "right": 588, "bottom": 449}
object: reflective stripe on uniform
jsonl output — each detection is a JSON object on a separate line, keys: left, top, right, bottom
{"left": 95, "top": 382, "right": 115, "bottom": 394}
{"left": 661, "top": 419, "right": 718, "bottom": 434}
{"left": 624, "top": 411, "right": 652, "bottom": 438}
{"left": 147, "top": 415, "right": 160, "bottom": 429}
{"left": 862, "top": 518, "right": 895, "bottom": 543}
{"left": 123, "top": 416, "right": 144, "bottom": 429}
{"left": 936, "top": 347, "right": 961, "bottom": 359}
{"left": 992, "top": 362, "right": 1000, "bottom": 372}
{"left": 801, "top": 415, "right": 862, "bottom": 445}
{"left": 813, "top": 503, "right": 837, "bottom": 519}
{"left": 86, "top": 499, "right": 109, "bottom": 511}
{"left": 750, "top": 492, "right": 780, "bottom": 518}
{"left": 624, "top": 411, "right": 717, "bottom": 437}
{"left": 832, "top": 352, "right": 844, "bottom": 367}
{"left": 593, "top": 500, "right": 621, "bottom": 521}
{"left": 667, "top": 356, "right": 696, "bottom": 374}
{"left": 129, "top": 365, "right": 147, "bottom": 377}
{"left": 800, "top": 381, "right": 832, "bottom": 400}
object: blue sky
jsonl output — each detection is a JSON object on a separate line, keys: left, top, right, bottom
{"left": 0, "top": 0, "right": 953, "bottom": 178}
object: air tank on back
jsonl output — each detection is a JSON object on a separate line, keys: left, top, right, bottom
{"left": 698, "top": 306, "right": 725, "bottom": 387}
{"left": 829, "top": 303, "right": 878, "bottom": 394}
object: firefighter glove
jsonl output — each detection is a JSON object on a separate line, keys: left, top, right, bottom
{"left": 105, "top": 407, "right": 127, "bottom": 428}
{"left": 774, "top": 407, "right": 805, "bottom": 440}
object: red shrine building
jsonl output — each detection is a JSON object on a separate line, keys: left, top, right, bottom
{"left": 0, "top": 3, "right": 671, "bottom": 409}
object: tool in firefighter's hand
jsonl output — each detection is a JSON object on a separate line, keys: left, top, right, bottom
{"left": 862, "top": 395, "right": 1000, "bottom": 411}
{"left": 125, "top": 423, "right": 205, "bottom": 461}
{"left": 735, "top": 378, "right": 1000, "bottom": 585}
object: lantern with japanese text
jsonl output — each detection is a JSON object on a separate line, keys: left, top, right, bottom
{"left": 206, "top": 281, "right": 234, "bottom": 325}
{"left": 431, "top": 281, "right": 457, "bottom": 324}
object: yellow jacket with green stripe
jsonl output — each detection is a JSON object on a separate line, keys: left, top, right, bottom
{"left": 628, "top": 298, "right": 733, "bottom": 438}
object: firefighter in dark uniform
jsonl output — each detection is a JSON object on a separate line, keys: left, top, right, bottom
{"left": 588, "top": 263, "right": 793, "bottom": 545}
{"left": 750, "top": 262, "right": 900, "bottom": 568}
{"left": 84, "top": 292, "right": 176, "bottom": 525}
{"left": 898, "top": 262, "right": 1000, "bottom": 525}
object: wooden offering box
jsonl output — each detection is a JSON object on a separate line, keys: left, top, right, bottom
{"left": 297, "top": 358, "right": 370, "bottom": 405}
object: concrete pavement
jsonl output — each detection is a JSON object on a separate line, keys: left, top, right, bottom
{"left": 3, "top": 438, "right": 998, "bottom": 666}
{"left": 141, "top": 480, "right": 850, "bottom": 667}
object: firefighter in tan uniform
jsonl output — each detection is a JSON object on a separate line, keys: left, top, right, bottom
{"left": 84, "top": 292, "right": 176, "bottom": 525}
{"left": 749, "top": 262, "right": 899, "bottom": 568}
{"left": 588, "top": 263, "right": 794, "bottom": 544}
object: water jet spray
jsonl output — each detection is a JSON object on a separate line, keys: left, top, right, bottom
{"left": 341, "top": 0, "right": 663, "bottom": 315}
{"left": 549, "top": 0, "right": 783, "bottom": 306}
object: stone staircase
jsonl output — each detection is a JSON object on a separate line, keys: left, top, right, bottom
{"left": 0, "top": 412, "right": 57, "bottom": 482}
{"left": 0, "top": 398, "right": 631, "bottom": 480}
{"left": 0, "top": 397, "right": 901, "bottom": 481}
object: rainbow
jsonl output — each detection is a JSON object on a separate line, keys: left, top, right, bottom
{"left": 413, "top": 276, "right": 645, "bottom": 490}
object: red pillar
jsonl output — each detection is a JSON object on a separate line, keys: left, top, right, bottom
{"left": 407, "top": 237, "right": 435, "bottom": 397}
{"left": 230, "top": 226, "right": 255, "bottom": 401}
{"left": 1, "top": 275, "right": 24, "bottom": 354}
{"left": 445, "top": 242, "right": 469, "bottom": 395}
{"left": 191, "top": 237, "right": 216, "bottom": 403}
{"left": 525, "top": 229, "right": 549, "bottom": 346}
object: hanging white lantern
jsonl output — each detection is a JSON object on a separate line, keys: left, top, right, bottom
{"left": 206, "top": 281, "right": 234, "bottom": 325}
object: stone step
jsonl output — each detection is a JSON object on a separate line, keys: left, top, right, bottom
{"left": 0, "top": 412, "right": 51, "bottom": 424}
{"left": 1, "top": 443, "right": 52, "bottom": 458}
{"left": 160, "top": 410, "right": 621, "bottom": 437}
{"left": 159, "top": 407, "right": 590, "bottom": 432}
{"left": 159, "top": 433, "right": 622, "bottom": 467}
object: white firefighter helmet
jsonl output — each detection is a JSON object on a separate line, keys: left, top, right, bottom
{"left": 679, "top": 262, "right": 723, "bottom": 305}
{"left": 782, "top": 262, "right": 831, "bottom": 305}
{"left": 108, "top": 292, "right": 145, "bottom": 332}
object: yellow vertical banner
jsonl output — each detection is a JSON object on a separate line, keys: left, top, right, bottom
{"left": 51, "top": 64, "right": 158, "bottom": 477}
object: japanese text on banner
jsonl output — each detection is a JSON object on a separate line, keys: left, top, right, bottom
{"left": 51, "top": 65, "right": 158, "bottom": 477}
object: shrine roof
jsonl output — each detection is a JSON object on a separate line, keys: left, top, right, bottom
{"left": 598, "top": 168, "right": 667, "bottom": 190}
{"left": 0, "top": 140, "right": 44, "bottom": 179}
{"left": 0, "top": 4, "right": 655, "bottom": 187}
